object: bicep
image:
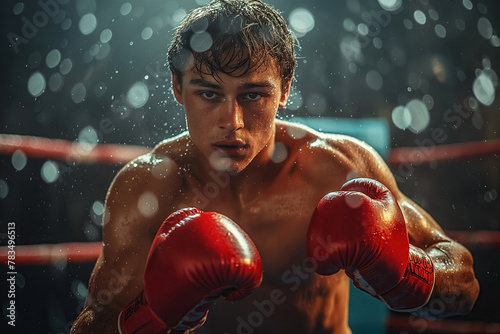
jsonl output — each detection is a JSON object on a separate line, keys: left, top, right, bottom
{"left": 397, "top": 196, "right": 451, "bottom": 249}
{"left": 85, "top": 164, "right": 160, "bottom": 310}
{"left": 85, "top": 241, "right": 147, "bottom": 311}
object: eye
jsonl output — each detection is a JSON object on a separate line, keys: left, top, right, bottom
{"left": 201, "top": 91, "right": 217, "bottom": 100}
{"left": 245, "top": 92, "right": 262, "bottom": 101}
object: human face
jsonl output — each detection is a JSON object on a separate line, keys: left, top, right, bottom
{"left": 172, "top": 62, "right": 291, "bottom": 174}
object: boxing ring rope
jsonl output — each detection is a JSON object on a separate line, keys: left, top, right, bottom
{"left": 0, "top": 134, "right": 150, "bottom": 165}
{"left": 1, "top": 133, "right": 500, "bottom": 265}
{"left": 388, "top": 138, "right": 500, "bottom": 165}
{"left": 0, "top": 242, "right": 103, "bottom": 265}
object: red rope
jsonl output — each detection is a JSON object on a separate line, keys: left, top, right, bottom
{"left": 388, "top": 138, "right": 500, "bottom": 166}
{"left": 0, "top": 242, "right": 102, "bottom": 265}
{"left": 0, "top": 134, "right": 150, "bottom": 165}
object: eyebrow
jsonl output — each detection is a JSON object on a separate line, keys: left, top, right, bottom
{"left": 188, "top": 78, "right": 276, "bottom": 90}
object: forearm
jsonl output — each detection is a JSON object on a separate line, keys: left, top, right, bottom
{"left": 71, "top": 306, "right": 121, "bottom": 334}
{"left": 414, "top": 240, "right": 480, "bottom": 319}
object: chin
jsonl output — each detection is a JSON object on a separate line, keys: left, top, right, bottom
{"left": 208, "top": 155, "right": 247, "bottom": 174}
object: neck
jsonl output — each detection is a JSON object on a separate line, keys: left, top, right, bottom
{"left": 190, "top": 125, "right": 281, "bottom": 205}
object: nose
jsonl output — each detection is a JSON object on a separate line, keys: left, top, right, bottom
{"left": 217, "top": 98, "right": 244, "bottom": 132}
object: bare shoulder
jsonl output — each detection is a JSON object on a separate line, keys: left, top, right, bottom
{"left": 276, "top": 119, "right": 379, "bottom": 165}
{"left": 276, "top": 119, "right": 393, "bottom": 187}
{"left": 110, "top": 132, "right": 190, "bottom": 197}
{"left": 103, "top": 132, "right": 193, "bottom": 243}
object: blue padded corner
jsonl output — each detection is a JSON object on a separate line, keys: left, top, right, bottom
{"left": 290, "top": 117, "right": 390, "bottom": 159}
{"left": 348, "top": 281, "right": 388, "bottom": 334}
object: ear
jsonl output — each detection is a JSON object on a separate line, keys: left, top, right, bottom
{"left": 278, "top": 76, "right": 293, "bottom": 109}
{"left": 171, "top": 72, "right": 184, "bottom": 105}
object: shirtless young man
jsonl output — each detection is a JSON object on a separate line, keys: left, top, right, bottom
{"left": 71, "top": 1, "right": 479, "bottom": 333}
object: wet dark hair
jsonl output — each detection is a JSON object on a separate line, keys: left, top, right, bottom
{"left": 167, "top": 0, "right": 297, "bottom": 90}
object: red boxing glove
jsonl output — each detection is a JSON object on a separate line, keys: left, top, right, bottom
{"left": 119, "top": 208, "right": 263, "bottom": 333}
{"left": 307, "top": 178, "right": 435, "bottom": 312}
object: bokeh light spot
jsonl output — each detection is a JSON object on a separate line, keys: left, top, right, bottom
{"left": 462, "top": 0, "right": 473, "bottom": 10}
{"left": 92, "top": 200, "right": 104, "bottom": 216}
{"left": 190, "top": 31, "right": 213, "bottom": 52}
{"left": 289, "top": 8, "right": 315, "bottom": 36}
{"left": 61, "top": 18, "right": 72, "bottom": 30}
{"left": 127, "top": 82, "right": 150, "bottom": 108}
{"left": 59, "top": 58, "right": 73, "bottom": 75}
{"left": 12, "top": 150, "right": 27, "bottom": 171}
{"left": 422, "top": 94, "right": 435, "bottom": 110}
{"left": 71, "top": 83, "right": 87, "bottom": 103}
{"left": 13, "top": 3, "right": 24, "bottom": 15}
{"left": 48, "top": 72, "right": 64, "bottom": 92}
{"left": 0, "top": 179, "right": 8, "bottom": 199}
{"left": 434, "top": 24, "right": 446, "bottom": 38}
{"left": 41, "top": 161, "right": 59, "bottom": 183}
{"left": 79, "top": 13, "right": 97, "bottom": 35}
{"left": 271, "top": 142, "right": 288, "bottom": 164}
{"left": 406, "top": 99, "right": 430, "bottom": 133}
{"left": 477, "top": 17, "right": 493, "bottom": 39}
{"left": 377, "top": 0, "right": 402, "bottom": 11}
{"left": 95, "top": 43, "right": 111, "bottom": 60}
{"left": 138, "top": 192, "right": 159, "bottom": 218}
{"left": 100, "top": 29, "right": 112, "bottom": 43}
{"left": 142, "top": 27, "right": 153, "bottom": 40}
{"left": 413, "top": 10, "right": 426, "bottom": 25}
{"left": 46, "top": 49, "right": 61, "bottom": 68}
{"left": 78, "top": 126, "right": 99, "bottom": 151}
{"left": 473, "top": 72, "right": 495, "bottom": 106}
{"left": 120, "top": 3, "right": 132, "bottom": 16}
{"left": 173, "top": 8, "right": 187, "bottom": 23}
{"left": 391, "top": 105, "right": 412, "bottom": 130}
{"left": 27, "top": 71, "right": 46, "bottom": 97}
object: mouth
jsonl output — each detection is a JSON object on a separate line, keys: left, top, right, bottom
{"left": 212, "top": 140, "right": 249, "bottom": 157}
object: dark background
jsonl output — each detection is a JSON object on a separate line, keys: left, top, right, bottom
{"left": 1, "top": 0, "right": 499, "bottom": 333}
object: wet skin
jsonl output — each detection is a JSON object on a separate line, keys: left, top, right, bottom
{"left": 72, "top": 64, "right": 479, "bottom": 334}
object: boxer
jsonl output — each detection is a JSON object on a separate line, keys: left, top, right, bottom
{"left": 72, "top": 1, "right": 479, "bottom": 333}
